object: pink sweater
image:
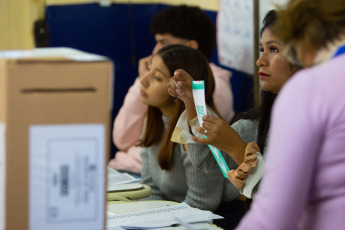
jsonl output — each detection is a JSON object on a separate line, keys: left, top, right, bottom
{"left": 108, "top": 63, "right": 234, "bottom": 173}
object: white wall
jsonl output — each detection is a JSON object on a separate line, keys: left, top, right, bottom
{"left": 259, "top": 0, "right": 289, "bottom": 27}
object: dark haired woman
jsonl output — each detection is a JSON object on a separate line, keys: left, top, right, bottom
{"left": 138, "top": 44, "right": 234, "bottom": 213}
{"left": 168, "top": 9, "right": 299, "bottom": 205}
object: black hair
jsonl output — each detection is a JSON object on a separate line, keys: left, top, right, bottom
{"left": 150, "top": 5, "right": 216, "bottom": 60}
{"left": 232, "top": 10, "right": 278, "bottom": 153}
{"left": 260, "top": 9, "right": 278, "bottom": 37}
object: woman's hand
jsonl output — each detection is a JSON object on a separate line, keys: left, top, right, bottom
{"left": 138, "top": 55, "right": 153, "bottom": 78}
{"left": 168, "top": 69, "right": 197, "bottom": 120}
{"left": 168, "top": 69, "right": 194, "bottom": 103}
{"left": 191, "top": 115, "right": 246, "bottom": 165}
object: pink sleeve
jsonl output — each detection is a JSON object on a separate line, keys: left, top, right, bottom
{"left": 113, "top": 78, "right": 147, "bottom": 151}
{"left": 209, "top": 63, "right": 234, "bottom": 123}
{"left": 236, "top": 73, "right": 322, "bottom": 229}
{"left": 108, "top": 148, "right": 142, "bottom": 174}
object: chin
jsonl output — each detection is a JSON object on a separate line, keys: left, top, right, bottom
{"left": 260, "top": 85, "right": 269, "bottom": 92}
{"left": 140, "top": 97, "right": 149, "bottom": 105}
{"left": 261, "top": 83, "right": 274, "bottom": 93}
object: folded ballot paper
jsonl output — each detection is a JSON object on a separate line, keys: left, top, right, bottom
{"left": 107, "top": 202, "right": 222, "bottom": 229}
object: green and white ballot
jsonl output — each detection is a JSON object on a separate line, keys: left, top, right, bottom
{"left": 192, "top": 81, "right": 230, "bottom": 178}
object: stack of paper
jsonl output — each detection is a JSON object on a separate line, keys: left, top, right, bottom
{"left": 107, "top": 203, "right": 223, "bottom": 229}
{"left": 107, "top": 168, "right": 140, "bottom": 185}
{"left": 107, "top": 226, "right": 126, "bottom": 230}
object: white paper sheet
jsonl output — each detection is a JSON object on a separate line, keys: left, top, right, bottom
{"left": 106, "top": 214, "right": 126, "bottom": 230}
{"left": 29, "top": 124, "right": 105, "bottom": 230}
{"left": 0, "top": 47, "right": 107, "bottom": 62}
{"left": 107, "top": 183, "right": 143, "bottom": 192}
{"left": 107, "top": 226, "right": 126, "bottom": 230}
{"left": 0, "top": 123, "right": 5, "bottom": 230}
{"left": 107, "top": 202, "right": 222, "bottom": 229}
{"left": 218, "top": 0, "right": 254, "bottom": 74}
{"left": 107, "top": 168, "right": 140, "bottom": 185}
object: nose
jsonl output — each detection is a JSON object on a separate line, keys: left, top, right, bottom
{"left": 140, "top": 71, "right": 150, "bottom": 88}
{"left": 152, "top": 43, "right": 162, "bottom": 55}
{"left": 256, "top": 52, "right": 268, "bottom": 67}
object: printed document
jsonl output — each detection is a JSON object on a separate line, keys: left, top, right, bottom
{"left": 29, "top": 124, "right": 105, "bottom": 230}
{"left": 107, "top": 202, "right": 222, "bottom": 229}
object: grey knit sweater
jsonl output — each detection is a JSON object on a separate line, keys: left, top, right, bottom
{"left": 140, "top": 116, "right": 227, "bottom": 211}
{"left": 186, "top": 119, "right": 259, "bottom": 200}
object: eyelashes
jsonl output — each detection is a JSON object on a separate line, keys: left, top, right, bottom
{"left": 259, "top": 46, "right": 279, "bottom": 55}
{"left": 154, "top": 76, "right": 162, "bottom": 81}
{"left": 270, "top": 46, "right": 279, "bottom": 53}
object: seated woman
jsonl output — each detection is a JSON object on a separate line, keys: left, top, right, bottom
{"left": 138, "top": 44, "right": 241, "bottom": 217}
{"left": 168, "top": 10, "right": 300, "bottom": 200}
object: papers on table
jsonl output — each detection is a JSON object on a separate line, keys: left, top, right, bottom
{"left": 107, "top": 226, "right": 126, "bottom": 230}
{"left": 107, "top": 168, "right": 140, "bottom": 185}
{"left": 107, "top": 202, "right": 223, "bottom": 229}
{"left": 107, "top": 183, "right": 143, "bottom": 192}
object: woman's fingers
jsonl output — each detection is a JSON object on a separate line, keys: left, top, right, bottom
{"left": 174, "top": 69, "right": 192, "bottom": 82}
{"left": 167, "top": 83, "right": 179, "bottom": 97}
{"left": 202, "top": 114, "right": 221, "bottom": 124}
{"left": 190, "top": 135, "right": 209, "bottom": 144}
{"left": 195, "top": 126, "right": 207, "bottom": 135}
{"left": 168, "top": 77, "right": 185, "bottom": 96}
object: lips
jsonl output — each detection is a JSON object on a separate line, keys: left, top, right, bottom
{"left": 140, "top": 89, "right": 148, "bottom": 97}
{"left": 259, "top": 72, "right": 270, "bottom": 79}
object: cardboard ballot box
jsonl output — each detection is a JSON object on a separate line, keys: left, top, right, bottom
{"left": 0, "top": 48, "right": 113, "bottom": 230}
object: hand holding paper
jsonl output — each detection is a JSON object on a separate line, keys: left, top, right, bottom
{"left": 168, "top": 69, "right": 198, "bottom": 121}
{"left": 191, "top": 115, "right": 247, "bottom": 165}
{"left": 192, "top": 81, "right": 230, "bottom": 178}
{"left": 168, "top": 69, "right": 194, "bottom": 103}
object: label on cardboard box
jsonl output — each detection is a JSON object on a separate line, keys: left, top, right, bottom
{"left": 29, "top": 124, "right": 105, "bottom": 230}
{"left": 0, "top": 123, "right": 5, "bottom": 230}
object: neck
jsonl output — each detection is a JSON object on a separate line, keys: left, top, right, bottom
{"left": 159, "top": 103, "right": 176, "bottom": 117}
{"left": 313, "top": 34, "right": 345, "bottom": 65}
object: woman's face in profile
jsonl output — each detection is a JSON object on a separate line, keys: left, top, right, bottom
{"left": 139, "top": 55, "right": 174, "bottom": 111}
{"left": 257, "top": 28, "right": 294, "bottom": 94}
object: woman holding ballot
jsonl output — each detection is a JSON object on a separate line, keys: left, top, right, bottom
{"left": 138, "top": 44, "right": 243, "bottom": 227}
{"left": 168, "top": 9, "right": 299, "bottom": 202}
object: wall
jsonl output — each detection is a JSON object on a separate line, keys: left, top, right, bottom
{"left": 47, "top": 0, "right": 219, "bottom": 11}
{"left": 0, "top": 0, "right": 45, "bottom": 50}
{"left": 259, "top": 0, "right": 289, "bottom": 27}
{"left": 0, "top": 0, "right": 219, "bottom": 50}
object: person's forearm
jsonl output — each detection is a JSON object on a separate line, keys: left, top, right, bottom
{"left": 184, "top": 99, "right": 197, "bottom": 122}
{"left": 225, "top": 141, "right": 246, "bottom": 165}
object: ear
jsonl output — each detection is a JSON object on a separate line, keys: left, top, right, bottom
{"left": 186, "top": 40, "right": 199, "bottom": 50}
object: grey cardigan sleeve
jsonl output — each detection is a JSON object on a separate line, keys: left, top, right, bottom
{"left": 139, "top": 147, "right": 166, "bottom": 201}
{"left": 186, "top": 144, "right": 238, "bottom": 174}
{"left": 180, "top": 147, "right": 224, "bottom": 212}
